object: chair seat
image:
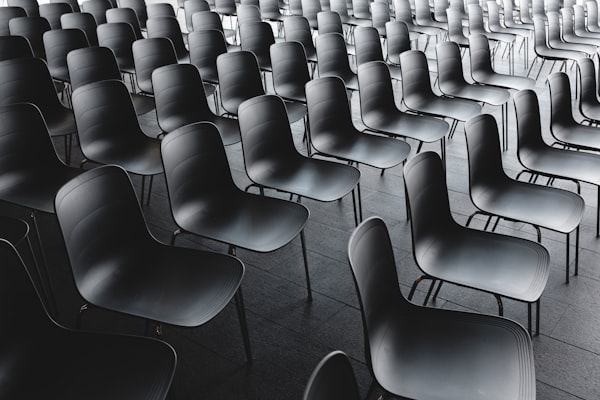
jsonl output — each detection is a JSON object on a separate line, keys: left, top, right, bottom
{"left": 472, "top": 71, "right": 535, "bottom": 91}
{"left": 0, "top": 216, "right": 29, "bottom": 246}
{"left": 363, "top": 108, "right": 450, "bottom": 143}
{"left": 284, "top": 101, "right": 308, "bottom": 123}
{"left": 131, "top": 93, "right": 157, "bottom": 116}
{"left": 441, "top": 83, "right": 510, "bottom": 106}
{"left": 373, "top": 307, "right": 536, "bottom": 400}
{"left": 520, "top": 147, "right": 600, "bottom": 187}
{"left": 581, "top": 101, "right": 600, "bottom": 122}
{"left": 320, "top": 71, "right": 359, "bottom": 91}
{"left": 552, "top": 122, "right": 600, "bottom": 151}
{"left": 45, "top": 108, "right": 77, "bottom": 138}
{"left": 85, "top": 138, "right": 163, "bottom": 176}
{"left": 405, "top": 96, "right": 482, "bottom": 122}
{"left": 486, "top": 31, "right": 516, "bottom": 43}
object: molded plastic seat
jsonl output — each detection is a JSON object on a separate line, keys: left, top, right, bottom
{"left": 191, "top": 11, "right": 237, "bottom": 48}
{"left": 239, "top": 20, "right": 275, "bottom": 72}
{"left": 446, "top": 7, "right": 470, "bottom": 48}
{"left": 347, "top": 216, "right": 537, "bottom": 400}
{"left": 358, "top": 61, "right": 449, "bottom": 158}
{"left": 147, "top": 16, "right": 190, "bottom": 63}
{"left": 415, "top": 0, "right": 447, "bottom": 32}
{"left": 97, "top": 21, "right": 137, "bottom": 75}
{"left": 370, "top": 1, "right": 391, "bottom": 38}
{"left": 465, "top": 113, "right": 584, "bottom": 284}
{"left": 561, "top": 8, "right": 600, "bottom": 47}
{"left": 354, "top": 26, "right": 402, "bottom": 81}
{"left": 161, "top": 122, "right": 312, "bottom": 298}
{"left": 405, "top": 151, "right": 550, "bottom": 334}
{"left": 0, "top": 6, "right": 27, "bottom": 36}
{"left": 55, "top": 164, "right": 251, "bottom": 361}
{"left": 105, "top": 7, "right": 144, "bottom": 39}
{"left": 50, "top": 0, "right": 81, "bottom": 13}
{"left": 384, "top": 20, "right": 412, "bottom": 66}
{"left": 152, "top": 63, "right": 241, "bottom": 144}
{"left": 573, "top": 5, "right": 600, "bottom": 39}
{"left": 60, "top": 12, "right": 99, "bottom": 46}
{"left": 315, "top": 32, "right": 358, "bottom": 92}
{"left": 283, "top": 15, "right": 317, "bottom": 63}
{"left": 576, "top": 56, "right": 600, "bottom": 125}
{"left": 119, "top": 0, "right": 147, "bottom": 29}
{"left": 183, "top": 0, "right": 210, "bottom": 32}
{"left": 514, "top": 89, "right": 600, "bottom": 238}
{"left": 147, "top": 2, "right": 176, "bottom": 18}
{"left": 217, "top": 51, "right": 265, "bottom": 115}
{"left": 39, "top": 2, "right": 73, "bottom": 29}
{"left": 586, "top": 0, "right": 600, "bottom": 33}
{"left": 303, "top": 351, "right": 361, "bottom": 400}
{"left": 8, "top": 0, "right": 39, "bottom": 17}
{"left": 43, "top": 28, "right": 89, "bottom": 84}
{"left": 132, "top": 37, "right": 178, "bottom": 95}
{"left": 547, "top": 11, "right": 596, "bottom": 56}
{"left": 8, "top": 16, "right": 50, "bottom": 59}
{"left": 301, "top": 0, "right": 321, "bottom": 29}
{"left": 188, "top": 29, "right": 227, "bottom": 84}
{"left": 0, "top": 35, "right": 34, "bottom": 60}
{"left": 80, "top": 0, "right": 111, "bottom": 24}
{"left": 0, "top": 239, "right": 177, "bottom": 400}
{"left": 503, "top": 0, "right": 533, "bottom": 30}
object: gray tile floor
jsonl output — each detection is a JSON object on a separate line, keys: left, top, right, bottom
{"left": 10, "top": 30, "right": 600, "bottom": 400}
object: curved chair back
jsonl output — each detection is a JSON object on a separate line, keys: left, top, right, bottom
{"left": 67, "top": 46, "right": 122, "bottom": 91}
{"left": 513, "top": 89, "right": 548, "bottom": 155}
{"left": 8, "top": 0, "right": 39, "bottom": 16}
{"left": 385, "top": 20, "right": 410, "bottom": 64}
{"left": 357, "top": 61, "right": 397, "bottom": 116}
{"left": 283, "top": 16, "right": 317, "bottom": 61}
{"left": 586, "top": 1, "right": 600, "bottom": 31}
{"left": 191, "top": 10, "right": 228, "bottom": 33}
{"left": 9, "top": 16, "right": 50, "bottom": 59}
{"left": 315, "top": 32, "right": 354, "bottom": 81}
{"left": 146, "top": 16, "right": 189, "bottom": 62}
{"left": 97, "top": 22, "right": 137, "bottom": 73}
{"left": 306, "top": 76, "right": 355, "bottom": 140}
{"left": 270, "top": 40, "right": 310, "bottom": 102}
{"left": 237, "top": 4, "right": 262, "bottom": 27}
{"left": 132, "top": 37, "right": 178, "bottom": 94}
{"left": 393, "top": 0, "right": 414, "bottom": 26}
{"left": 80, "top": 0, "right": 111, "bottom": 24}
{"left": 352, "top": 0, "right": 370, "bottom": 19}
{"left": 0, "top": 35, "right": 34, "bottom": 61}
{"left": 118, "top": 0, "right": 147, "bottom": 28}
{"left": 436, "top": 40, "right": 466, "bottom": 91}
{"left": 216, "top": 51, "right": 265, "bottom": 115}
{"left": 184, "top": 0, "right": 210, "bottom": 32}
{"left": 469, "top": 33, "right": 494, "bottom": 75}
{"left": 371, "top": 1, "right": 390, "bottom": 35}
{"left": 399, "top": 49, "right": 436, "bottom": 105}
{"left": 301, "top": 0, "right": 321, "bottom": 28}
{"left": 354, "top": 26, "right": 384, "bottom": 66}
{"left": 188, "top": 29, "right": 227, "bottom": 84}
{"left": 303, "top": 351, "right": 361, "bottom": 400}
{"left": 147, "top": 2, "right": 176, "bottom": 18}
{"left": 433, "top": 0, "right": 449, "bottom": 21}
{"left": 0, "top": 7, "right": 27, "bottom": 36}
{"left": 51, "top": 0, "right": 81, "bottom": 13}
{"left": 547, "top": 71, "right": 578, "bottom": 127}
{"left": 578, "top": 57, "right": 599, "bottom": 116}
{"left": 467, "top": 3, "right": 486, "bottom": 35}
{"left": 105, "top": 7, "right": 144, "bottom": 39}
{"left": 43, "top": 28, "right": 89, "bottom": 83}
{"left": 60, "top": 12, "right": 99, "bottom": 46}
{"left": 239, "top": 20, "right": 275, "bottom": 70}
{"left": 39, "top": 2, "right": 73, "bottom": 29}
{"left": 316, "top": 10, "right": 342, "bottom": 35}
{"left": 215, "top": 0, "right": 237, "bottom": 15}
{"left": 446, "top": 7, "right": 469, "bottom": 46}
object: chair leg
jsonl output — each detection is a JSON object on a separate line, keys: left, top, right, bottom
{"left": 575, "top": 226, "right": 580, "bottom": 276}
{"left": 30, "top": 211, "right": 58, "bottom": 317}
{"left": 300, "top": 230, "right": 312, "bottom": 301}
{"left": 566, "top": 229, "right": 571, "bottom": 284}
{"left": 527, "top": 302, "right": 532, "bottom": 335}
{"left": 235, "top": 287, "right": 253, "bottom": 363}
{"left": 494, "top": 294, "right": 504, "bottom": 316}
{"left": 432, "top": 280, "right": 444, "bottom": 301}
{"left": 423, "top": 279, "right": 436, "bottom": 305}
{"left": 170, "top": 228, "right": 182, "bottom": 245}
{"left": 408, "top": 275, "right": 430, "bottom": 301}
{"left": 76, "top": 303, "right": 89, "bottom": 329}
{"left": 146, "top": 175, "right": 154, "bottom": 206}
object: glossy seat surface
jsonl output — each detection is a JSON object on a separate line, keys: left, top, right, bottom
{"left": 315, "top": 33, "right": 358, "bottom": 91}
{"left": 303, "top": 351, "right": 361, "bottom": 400}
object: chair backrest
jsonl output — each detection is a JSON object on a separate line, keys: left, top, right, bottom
{"left": 215, "top": 0, "right": 237, "bottom": 15}
{"left": 354, "top": 26, "right": 384, "bottom": 66}
{"left": 329, "top": 0, "right": 349, "bottom": 17}
{"left": 239, "top": 20, "right": 275, "bottom": 69}
{"left": 270, "top": 40, "right": 310, "bottom": 101}
{"left": 105, "top": 7, "right": 143, "bottom": 39}
{"left": 357, "top": 61, "right": 398, "bottom": 116}
{"left": 43, "top": 28, "right": 89, "bottom": 82}
{"left": 51, "top": 0, "right": 81, "bottom": 13}
{"left": 0, "top": 35, "right": 34, "bottom": 61}
{"left": 97, "top": 21, "right": 136, "bottom": 72}
{"left": 547, "top": 0, "right": 560, "bottom": 14}
{"left": 433, "top": 0, "right": 449, "bottom": 21}
{"left": 216, "top": 51, "right": 265, "bottom": 114}
{"left": 436, "top": 40, "right": 467, "bottom": 91}
{"left": 191, "top": 10, "right": 226, "bottom": 32}
{"left": 301, "top": 0, "right": 322, "bottom": 27}
{"left": 385, "top": 20, "right": 410, "bottom": 64}
{"left": 152, "top": 63, "right": 212, "bottom": 133}
{"left": 532, "top": 16, "right": 549, "bottom": 51}
{"left": 283, "top": 16, "right": 316, "bottom": 56}
{"left": 302, "top": 351, "right": 361, "bottom": 400}
{"left": 546, "top": 12, "right": 562, "bottom": 43}
{"left": 39, "top": 2, "right": 73, "bottom": 29}
{"left": 399, "top": 49, "right": 436, "bottom": 103}
{"left": 67, "top": 46, "right": 122, "bottom": 90}
{"left": 147, "top": 2, "right": 176, "bottom": 18}
{"left": 315, "top": 32, "right": 353, "bottom": 79}
{"left": 118, "top": 0, "right": 147, "bottom": 28}
{"left": 587, "top": 1, "right": 600, "bottom": 29}
{"left": 317, "top": 10, "right": 343, "bottom": 35}
{"left": 0, "top": 6, "right": 27, "bottom": 36}
{"left": 8, "top": 0, "right": 40, "bottom": 17}
{"left": 80, "top": 0, "right": 111, "bottom": 24}
{"left": 574, "top": 4, "right": 590, "bottom": 34}
{"left": 305, "top": 76, "right": 355, "bottom": 141}
{"left": 260, "top": 0, "right": 283, "bottom": 18}
{"left": 237, "top": 3, "right": 262, "bottom": 27}
{"left": 8, "top": 16, "right": 50, "bottom": 59}
{"left": 188, "top": 29, "right": 227, "bottom": 83}
{"left": 60, "top": 12, "right": 99, "bottom": 46}
{"left": 414, "top": 0, "right": 434, "bottom": 25}
{"left": 513, "top": 89, "right": 547, "bottom": 154}
{"left": 467, "top": 3, "right": 485, "bottom": 35}
{"left": 352, "top": 0, "right": 370, "bottom": 19}
{"left": 519, "top": 0, "right": 533, "bottom": 23}
{"left": 184, "top": 0, "right": 210, "bottom": 31}
{"left": 393, "top": 0, "right": 414, "bottom": 26}
{"left": 371, "top": 1, "right": 390, "bottom": 33}
{"left": 447, "top": 7, "right": 468, "bottom": 44}
{"left": 578, "top": 56, "right": 599, "bottom": 112}
{"left": 146, "top": 16, "right": 188, "bottom": 61}
{"left": 288, "top": 0, "right": 303, "bottom": 15}
{"left": 560, "top": 7, "right": 576, "bottom": 37}
{"left": 132, "top": 37, "right": 177, "bottom": 94}
{"left": 547, "top": 71, "right": 577, "bottom": 127}
{"left": 486, "top": 0, "right": 502, "bottom": 31}
{"left": 469, "top": 33, "right": 494, "bottom": 75}
{"left": 531, "top": 0, "right": 545, "bottom": 19}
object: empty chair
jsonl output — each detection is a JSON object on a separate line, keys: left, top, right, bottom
{"left": 0, "top": 35, "right": 34, "bottom": 60}
{"left": 370, "top": 1, "right": 391, "bottom": 38}
{"left": 560, "top": 8, "right": 600, "bottom": 47}
{"left": 71, "top": 80, "right": 163, "bottom": 203}
{"left": 8, "top": 0, "right": 39, "bottom": 17}
{"left": 301, "top": 0, "right": 321, "bottom": 28}
{"left": 576, "top": 56, "right": 600, "bottom": 125}
{"left": 465, "top": 113, "right": 584, "bottom": 284}
{"left": 80, "top": 0, "right": 111, "bottom": 24}
{"left": 316, "top": 32, "right": 358, "bottom": 92}
{"left": 0, "top": 238, "right": 177, "bottom": 400}
{"left": 50, "top": 0, "right": 81, "bottom": 13}
{"left": 106, "top": 7, "right": 144, "bottom": 39}
{"left": 547, "top": 11, "right": 596, "bottom": 56}
{"left": 316, "top": 10, "right": 355, "bottom": 55}
{"left": 283, "top": 15, "right": 317, "bottom": 63}
{"left": 183, "top": 0, "right": 210, "bottom": 32}
{"left": 39, "top": 2, "right": 73, "bottom": 29}
{"left": 152, "top": 63, "right": 240, "bottom": 144}
{"left": 97, "top": 22, "right": 137, "bottom": 76}
{"left": 147, "top": 2, "right": 176, "bottom": 18}
{"left": 358, "top": 61, "right": 450, "bottom": 159}
{"left": 188, "top": 29, "right": 227, "bottom": 85}
{"left": 303, "top": 351, "right": 361, "bottom": 400}
{"left": 330, "top": 0, "right": 370, "bottom": 28}
{"left": 270, "top": 41, "right": 309, "bottom": 123}
{"left": 239, "top": 20, "right": 275, "bottom": 72}
{"left": 9, "top": 16, "right": 50, "bottom": 59}
{"left": 118, "top": 0, "right": 147, "bottom": 28}
{"left": 347, "top": 216, "right": 537, "bottom": 399}
{"left": 60, "top": 11, "right": 99, "bottom": 46}
{"left": 503, "top": 0, "right": 533, "bottom": 30}
{"left": 132, "top": 37, "right": 178, "bottom": 95}
{"left": 395, "top": 0, "right": 441, "bottom": 49}
{"left": 55, "top": 164, "right": 251, "bottom": 361}
{"left": 399, "top": 49, "right": 481, "bottom": 139}
{"left": 0, "top": 6, "right": 27, "bottom": 36}
{"left": 147, "top": 16, "right": 189, "bottom": 63}
{"left": 573, "top": 5, "right": 600, "bottom": 39}
{"left": 191, "top": 11, "right": 237, "bottom": 47}
{"left": 514, "top": 89, "right": 600, "bottom": 239}
{"left": 260, "top": 0, "right": 292, "bottom": 31}
{"left": 487, "top": 0, "right": 530, "bottom": 69}
{"left": 236, "top": 3, "right": 262, "bottom": 29}
{"left": 446, "top": 7, "right": 470, "bottom": 49}
{"left": 384, "top": 20, "right": 412, "bottom": 66}
{"left": 414, "top": 0, "right": 447, "bottom": 39}
{"left": 216, "top": 50, "right": 265, "bottom": 115}
{"left": 161, "top": 121, "right": 312, "bottom": 299}
{"left": 586, "top": 0, "right": 600, "bottom": 33}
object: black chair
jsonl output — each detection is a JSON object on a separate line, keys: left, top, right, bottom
{"left": 71, "top": 79, "right": 163, "bottom": 204}
{"left": 260, "top": 0, "right": 292, "bottom": 35}
{"left": 97, "top": 21, "right": 137, "bottom": 87}
{"left": 283, "top": 15, "right": 317, "bottom": 64}
{"left": 191, "top": 11, "right": 237, "bottom": 48}
{"left": 0, "top": 35, "right": 34, "bottom": 60}
{"left": 8, "top": 15, "right": 50, "bottom": 59}
{"left": 51, "top": 0, "right": 81, "bottom": 13}
{"left": 330, "top": 0, "right": 370, "bottom": 28}
{"left": 358, "top": 61, "right": 450, "bottom": 160}
{"left": 147, "top": 2, "right": 176, "bottom": 18}
{"left": 514, "top": 89, "right": 600, "bottom": 240}
{"left": 55, "top": 164, "right": 252, "bottom": 361}
{"left": 119, "top": 0, "right": 148, "bottom": 29}
{"left": 0, "top": 57, "right": 77, "bottom": 163}
{"left": 80, "top": 0, "right": 111, "bottom": 24}
{"left": 238, "top": 94, "right": 361, "bottom": 224}
{"left": 348, "top": 216, "right": 537, "bottom": 400}
{"left": 0, "top": 103, "right": 84, "bottom": 314}
{"left": 317, "top": 10, "right": 355, "bottom": 55}
{"left": 132, "top": 37, "right": 178, "bottom": 95}
{"left": 465, "top": 113, "right": 584, "bottom": 285}
{"left": 315, "top": 32, "right": 358, "bottom": 92}
{"left": 188, "top": 28, "right": 227, "bottom": 85}
{"left": 399, "top": 49, "right": 481, "bottom": 139}
{"left": 236, "top": 4, "right": 262, "bottom": 30}
{"left": 147, "top": 16, "right": 189, "bottom": 63}
{"left": 39, "top": 2, "right": 73, "bottom": 29}
{"left": 405, "top": 151, "right": 549, "bottom": 334}
{"left": 303, "top": 351, "right": 361, "bottom": 400}
{"left": 354, "top": 26, "right": 402, "bottom": 81}
{"left": 183, "top": 0, "right": 210, "bottom": 32}
{"left": 0, "top": 6, "right": 27, "bottom": 36}
{"left": 152, "top": 63, "right": 240, "bottom": 144}
{"left": 576, "top": 56, "right": 600, "bottom": 125}
{"left": 239, "top": 20, "right": 275, "bottom": 73}
{"left": 43, "top": 28, "right": 89, "bottom": 97}
{"left": 8, "top": 0, "right": 39, "bottom": 17}
{"left": 60, "top": 11, "right": 99, "bottom": 46}
{"left": 0, "top": 238, "right": 177, "bottom": 400}
{"left": 161, "top": 121, "right": 312, "bottom": 300}
{"left": 105, "top": 7, "right": 144, "bottom": 39}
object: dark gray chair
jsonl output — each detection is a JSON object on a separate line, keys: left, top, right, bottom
{"left": 303, "top": 351, "right": 361, "bottom": 400}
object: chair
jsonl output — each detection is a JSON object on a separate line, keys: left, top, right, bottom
{"left": 71, "top": 80, "right": 163, "bottom": 204}
{"left": 436, "top": 41, "right": 510, "bottom": 149}
{"left": 347, "top": 216, "right": 537, "bottom": 399}
{"left": 330, "top": 0, "right": 370, "bottom": 28}
{"left": 547, "top": 11, "right": 596, "bottom": 56}
{"left": 260, "top": 0, "right": 292, "bottom": 33}
{"left": 573, "top": 4, "right": 600, "bottom": 39}
{"left": 161, "top": 121, "right": 312, "bottom": 300}
{"left": 0, "top": 6, "right": 27, "bottom": 36}
{"left": 384, "top": 20, "right": 412, "bottom": 66}
{"left": 446, "top": 7, "right": 470, "bottom": 49}
{"left": 270, "top": 41, "right": 309, "bottom": 126}
{"left": 118, "top": 0, "right": 147, "bottom": 29}
{"left": 105, "top": 8, "right": 144, "bottom": 39}
{"left": 586, "top": 0, "right": 600, "bottom": 33}
{"left": 97, "top": 21, "right": 137, "bottom": 81}
{"left": 0, "top": 238, "right": 177, "bottom": 400}
{"left": 399, "top": 49, "right": 481, "bottom": 139}
{"left": 469, "top": 34, "right": 536, "bottom": 90}
{"left": 183, "top": 0, "right": 210, "bottom": 32}
{"left": 465, "top": 113, "right": 584, "bottom": 285}
{"left": 60, "top": 11, "right": 99, "bottom": 46}
{"left": 514, "top": 89, "right": 600, "bottom": 239}
{"left": 370, "top": 1, "right": 391, "bottom": 38}
{"left": 487, "top": 0, "right": 530, "bottom": 69}
{"left": 503, "top": 0, "right": 533, "bottom": 30}
{"left": 152, "top": 63, "right": 241, "bottom": 144}
{"left": 561, "top": 8, "right": 600, "bottom": 47}
{"left": 576, "top": 56, "right": 600, "bottom": 125}
{"left": 238, "top": 94, "right": 361, "bottom": 225}
{"left": 301, "top": 0, "right": 321, "bottom": 29}
{"left": 239, "top": 20, "right": 275, "bottom": 72}
{"left": 146, "top": 16, "right": 190, "bottom": 63}
{"left": 8, "top": 16, "right": 50, "bottom": 59}
{"left": 191, "top": 11, "right": 238, "bottom": 47}
{"left": 147, "top": 2, "right": 176, "bottom": 18}
{"left": 283, "top": 16, "right": 317, "bottom": 64}
{"left": 55, "top": 164, "right": 251, "bottom": 361}
{"left": 8, "top": 0, "right": 39, "bottom": 17}
{"left": 80, "top": 0, "right": 112, "bottom": 24}
{"left": 317, "top": 10, "right": 355, "bottom": 55}
{"left": 132, "top": 37, "right": 178, "bottom": 95}
{"left": 67, "top": 46, "right": 156, "bottom": 116}
{"left": 394, "top": 0, "right": 440, "bottom": 49}
{"left": 188, "top": 28, "right": 227, "bottom": 85}
{"left": 39, "top": 2, "right": 73, "bottom": 29}
{"left": 414, "top": 0, "right": 447, "bottom": 37}
{"left": 0, "top": 57, "right": 77, "bottom": 163}
{"left": 303, "top": 351, "right": 361, "bottom": 400}
{"left": 51, "top": 0, "right": 81, "bottom": 13}
{"left": 315, "top": 32, "right": 358, "bottom": 92}
{"left": 0, "top": 35, "right": 34, "bottom": 60}
{"left": 358, "top": 61, "right": 449, "bottom": 159}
